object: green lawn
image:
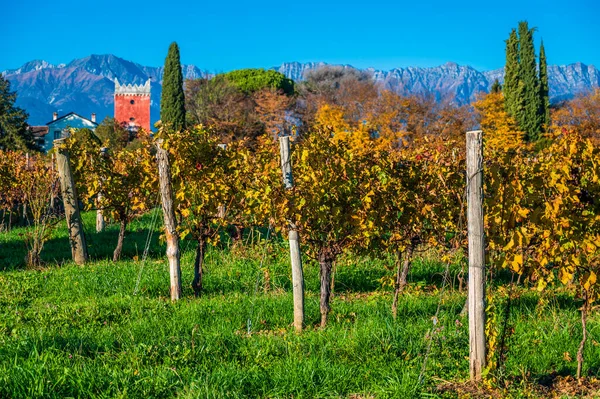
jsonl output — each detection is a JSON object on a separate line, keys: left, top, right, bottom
{"left": 1, "top": 212, "right": 598, "bottom": 398}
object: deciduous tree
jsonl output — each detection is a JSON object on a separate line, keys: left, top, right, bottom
{"left": 253, "top": 88, "right": 293, "bottom": 138}
{"left": 553, "top": 89, "right": 600, "bottom": 142}
{"left": 94, "top": 117, "right": 131, "bottom": 150}
{"left": 222, "top": 69, "right": 294, "bottom": 96}
{"left": 184, "top": 76, "right": 268, "bottom": 145}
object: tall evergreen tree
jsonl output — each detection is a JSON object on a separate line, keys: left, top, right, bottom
{"left": 518, "top": 21, "right": 542, "bottom": 141}
{"left": 539, "top": 41, "right": 550, "bottom": 128}
{"left": 0, "top": 75, "right": 37, "bottom": 151}
{"left": 160, "top": 42, "right": 186, "bottom": 131}
{"left": 503, "top": 28, "right": 520, "bottom": 118}
{"left": 491, "top": 80, "right": 502, "bottom": 94}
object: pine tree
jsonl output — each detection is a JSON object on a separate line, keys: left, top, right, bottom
{"left": 503, "top": 29, "right": 520, "bottom": 118}
{"left": 0, "top": 75, "right": 36, "bottom": 151}
{"left": 518, "top": 21, "right": 542, "bottom": 141}
{"left": 160, "top": 42, "right": 186, "bottom": 132}
{"left": 539, "top": 41, "right": 550, "bottom": 129}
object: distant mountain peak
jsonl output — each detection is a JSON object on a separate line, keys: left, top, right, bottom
{"left": 1, "top": 54, "right": 209, "bottom": 125}
{"left": 275, "top": 60, "right": 599, "bottom": 105}
{"left": 2, "top": 55, "right": 599, "bottom": 125}
{"left": 2, "top": 59, "right": 60, "bottom": 76}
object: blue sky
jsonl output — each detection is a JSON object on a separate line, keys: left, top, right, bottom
{"left": 1, "top": 0, "right": 598, "bottom": 72}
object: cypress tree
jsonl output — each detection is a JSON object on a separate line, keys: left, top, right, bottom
{"left": 491, "top": 79, "right": 502, "bottom": 94}
{"left": 539, "top": 41, "right": 550, "bottom": 129}
{"left": 518, "top": 21, "right": 542, "bottom": 141}
{"left": 160, "top": 42, "right": 186, "bottom": 131}
{"left": 503, "top": 29, "right": 520, "bottom": 118}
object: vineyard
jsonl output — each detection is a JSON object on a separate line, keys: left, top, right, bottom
{"left": 2, "top": 93, "right": 600, "bottom": 397}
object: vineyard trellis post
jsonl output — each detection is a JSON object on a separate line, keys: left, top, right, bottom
{"left": 279, "top": 135, "right": 305, "bottom": 332}
{"left": 54, "top": 139, "right": 88, "bottom": 265}
{"left": 216, "top": 144, "right": 228, "bottom": 219}
{"left": 96, "top": 147, "right": 108, "bottom": 233}
{"left": 96, "top": 194, "right": 105, "bottom": 232}
{"left": 156, "top": 139, "right": 182, "bottom": 301}
{"left": 466, "top": 130, "right": 486, "bottom": 381}
{"left": 23, "top": 152, "right": 30, "bottom": 220}
{"left": 50, "top": 153, "right": 55, "bottom": 210}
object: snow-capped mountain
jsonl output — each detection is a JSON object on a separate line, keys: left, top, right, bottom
{"left": 2, "top": 54, "right": 598, "bottom": 125}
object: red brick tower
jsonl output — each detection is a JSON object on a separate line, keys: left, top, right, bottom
{"left": 114, "top": 79, "right": 151, "bottom": 131}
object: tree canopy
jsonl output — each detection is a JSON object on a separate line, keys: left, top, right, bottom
{"left": 221, "top": 69, "right": 294, "bottom": 96}
{"left": 160, "top": 42, "right": 186, "bottom": 131}
{"left": 503, "top": 21, "right": 549, "bottom": 141}
{"left": 0, "top": 75, "right": 37, "bottom": 151}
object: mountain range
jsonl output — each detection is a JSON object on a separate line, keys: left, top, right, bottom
{"left": 2, "top": 54, "right": 599, "bottom": 126}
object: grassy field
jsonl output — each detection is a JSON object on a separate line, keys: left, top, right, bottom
{"left": 1, "top": 211, "right": 599, "bottom": 398}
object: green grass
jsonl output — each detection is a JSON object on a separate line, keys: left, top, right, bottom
{"left": 1, "top": 212, "right": 599, "bottom": 398}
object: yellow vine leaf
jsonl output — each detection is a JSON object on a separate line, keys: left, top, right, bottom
{"left": 511, "top": 254, "right": 523, "bottom": 273}
{"left": 503, "top": 238, "right": 515, "bottom": 252}
{"left": 537, "top": 279, "right": 547, "bottom": 292}
{"left": 585, "top": 241, "right": 596, "bottom": 254}
{"left": 583, "top": 272, "right": 597, "bottom": 290}
{"left": 559, "top": 268, "right": 573, "bottom": 285}
{"left": 301, "top": 150, "right": 309, "bottom": 162}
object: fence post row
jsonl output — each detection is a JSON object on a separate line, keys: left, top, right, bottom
{"left": 279, "top": 136, "right": 305, "bottom": 332}
{"left": 54, "top": 139, "right": 88, "bottom": 265}
{"left": 156, "top": 139, "right": 182, "bottom": 301}
{"left": 466, "top": 130, "right": 486, "bottom": 381}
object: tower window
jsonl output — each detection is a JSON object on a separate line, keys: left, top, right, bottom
{"left": 130, "top": 99, "right": 135, "bottom": 105}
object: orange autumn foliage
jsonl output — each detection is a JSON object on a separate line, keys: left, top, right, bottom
{"left": 552, "top": 88, "right": 600, "bottom": 143}
{"left": 473, "top": 91, "right": 524, "bottom": 150}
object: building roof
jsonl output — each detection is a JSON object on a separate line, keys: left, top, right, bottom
{"left": 28, "top": 126, "right": 49, "bottom": 137}
{"left": 46, "top": 112, "right": 99, "bottom": 127}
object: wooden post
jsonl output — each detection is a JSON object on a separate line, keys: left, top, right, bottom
{"left": 279, "top": 137, "right": 293, "bottom": 189}
{"left": 279, "top": 136, "right": 304, "bottom": 332}
{"left": 96, "top": 193, "right": 105, "bottom": 232}
{"left": 156, "top": 140, "right": 182, "bottom": 301}
{"left": 54, "top": 139, "right": 88, "bottom": 264}
{"left": 23, "top": 153, "right": 30, "bottom": 220}
{"left": 466, "top": 130, "right": 485, "bottom": 381}
{"left": 96, "top": 147, "right": 108, "bottom": 233}
{"left": 50, "top": 153, "right": 55, "bottom": 211}
{"left": 217, "top": 144, "right": 227, "bottom": 219}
